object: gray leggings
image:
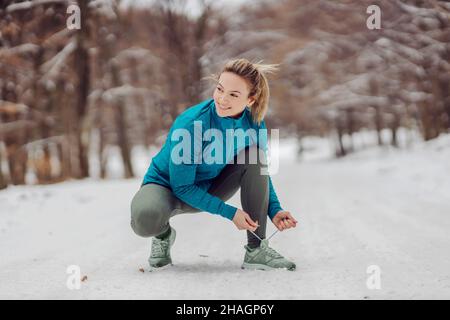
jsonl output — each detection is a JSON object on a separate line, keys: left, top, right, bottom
{"left": 130, "top": 144, "right": 269, "bottom": 247}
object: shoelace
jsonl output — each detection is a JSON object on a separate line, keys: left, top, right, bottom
{"left": 248, "top": 228, "right": 279, "bottom": 242}
{"left": 248, "top": 217, "right": 292, "bottom": 243}
{"left": 248, "top": 229, "right": 283, "bottom": 258}
{"left": 151, "top": 238, "right": 170, "bottom": 256}
{"left": 261, "top": 245, "right": 283, "bottom": 258}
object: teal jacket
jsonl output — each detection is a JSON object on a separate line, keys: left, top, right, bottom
{"left": 142, "top": 99, "right": 283, "bottom": 221}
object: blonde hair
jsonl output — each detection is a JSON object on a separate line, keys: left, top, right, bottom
{"left": 205, "top": 58, "right": 280, "bottom": 125}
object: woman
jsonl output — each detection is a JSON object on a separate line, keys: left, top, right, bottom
{"left": 130, "top": 58, "right": 298, "bottom": 271}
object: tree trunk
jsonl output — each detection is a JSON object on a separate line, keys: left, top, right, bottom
{"left": 335, "top": 116, "right": 346, "bottom": 157}
{"left": 391, "top": 111, "right": 400, "bottom": 147}
{"left": 6, "top": 143, "right": 27, "bottom": 185}
{"left": 374, "top": 105, "right": 383, "bottom": 146}
{"left": 0, "top": 163, "right": 6, "bottom": 190}
{"left": 57, "top": 140, "right": 70, "bottom": 180}
{"left": 346, "top": 108, "right": 355, "bottom": 153}
{"left": 55, "top": 77, "right": 72, "bottom": 180}
{"left": 446, "top": 102, "right": 450, "bottom": 131}
{"left": 420, "top": 101, "right": 439, "bottom": 141}
{"left": 73, "top": 0, "right": 90, "bottom": 179}
{"left": 32, "top": 46, "right": 55, "bottom": 184}
{"left": 2, "top": 75, "right": 28, "bottom": 185}
{"left": 99, "top": 127, "right": 107, "bottom": 180}
{"left": 111, "top": 61, "right": 134, "bottom": 179}
{"left": 0, "top": 118, "right": 7, "bottom": 190}
{"left": 35, "top": 145, "right": 52, "bottom": 184}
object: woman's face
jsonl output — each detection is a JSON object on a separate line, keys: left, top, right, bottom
{"left": 213, "top": 72, "right": 255, "bottom": 118}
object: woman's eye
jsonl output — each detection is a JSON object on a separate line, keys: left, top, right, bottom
{"left": 216, "top": 87, "right": 236, "bottom": 97}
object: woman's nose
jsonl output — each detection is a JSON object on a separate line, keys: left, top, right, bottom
{"left": 219, "top": 94, "right": 229, "bottom": 104}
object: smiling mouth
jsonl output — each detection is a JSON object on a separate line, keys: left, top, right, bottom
{"left": 217, "top": 104, "right": 231, "bottom": 110}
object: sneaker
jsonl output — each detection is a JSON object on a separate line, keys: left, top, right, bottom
{"left": 148, "top": 226, "right": 176, "bottom": 270}
{"left": 241, "top": 239, "right": 296, "bottom": 271}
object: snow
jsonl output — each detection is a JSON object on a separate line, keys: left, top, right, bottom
{"left": 317, "top": 83, "right": 389, "bottom": 109}
{"left": 40, "top": 40, "right": 76, "bottom": 82}
{"left": 121, "top": 0, "right": 252, "bottom": 19}
{"left": 203, "top": 30, "right": 288, "bottom": 67}
{"left": 1, "top": 131, "right": 450, "bottom": 299}
{"left": 397, "top": 0, "right": 446, "bottom": 18}
{"left": 42, "top": 28, "right": 73, "bottom": 47}
{"left": 6, "top": 0, "right": 74, "bottom": 13}
{"left": 101, "top": 85, "right": 157, "bottom": 102}
{"left": 113, "top": 47, "right": 160, "bottom": 62}
{"left": 0, "top": 44, "right": 40, "bottom": 57}
{"left": 88, "top": 0, "right": 117, "bottom": 19}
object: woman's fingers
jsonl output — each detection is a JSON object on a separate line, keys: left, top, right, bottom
{"left": 244, "top": 214, "right": 258, "bottom": 230}
{"left": 286, "top": 218, "right": 296, "bottom": 228}
{"left": 243, "top": 219, "right": 256, "bottom": 231}
{"left": 245, "top": 223, "right": 256, "bottom": 232}
{"left": 280, "top": 217, "right": 296, "bottom": 230}
{"left": 273, "top": 212, "right": 299, "bottom": 231}
{"left": 276, "top": 220, "right": 283, "bottom": 231}
{"left": 287, "top": 212, "right": 298, "bottom": 224}
{"left": 248, "top": 217, "right": 258, "bottom": 228}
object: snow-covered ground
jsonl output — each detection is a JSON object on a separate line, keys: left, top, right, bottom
{"left": 1, "top": 130, "right": 450, "bottom": 299}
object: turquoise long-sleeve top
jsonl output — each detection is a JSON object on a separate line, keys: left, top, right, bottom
{"left": 142, "top": 98, "right": 283, "bottom": 221}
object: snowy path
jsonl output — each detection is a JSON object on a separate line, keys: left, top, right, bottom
{"left": 1, "top": 136, "right": 450, "bottom": 299}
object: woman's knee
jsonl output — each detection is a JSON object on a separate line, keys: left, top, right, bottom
{"left": 243, "top": 145, "right": 268, "bottom": 173}
{"left": 130, "top": 203, "right": 168, "bottom": 237}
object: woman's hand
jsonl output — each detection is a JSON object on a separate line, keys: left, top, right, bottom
{"left": 232, "top": 209, "right": 259, "bottom": 231}
{"left": 272, "top": 210, "right": 298, "bottom": 231}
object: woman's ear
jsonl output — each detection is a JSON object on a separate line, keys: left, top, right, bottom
{"left": 247, "top": 97, "right": 256, "bottom": 107}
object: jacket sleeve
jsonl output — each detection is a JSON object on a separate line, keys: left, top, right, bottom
{"left": 257, "top": 120, "right": 284, "bottom": 220}
{"left": 168, "top": 121, "right": 238, "bottom": 220}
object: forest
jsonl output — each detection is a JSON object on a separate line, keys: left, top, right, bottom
{"left": 1, "top": 0, "right": 449, "bottom": 188}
